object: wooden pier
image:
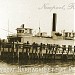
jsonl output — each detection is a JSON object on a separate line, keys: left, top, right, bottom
{"left": 0, "top": 41, "right": 75, "bottom": 63}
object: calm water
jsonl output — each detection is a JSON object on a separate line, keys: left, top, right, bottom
{"left": 0, "top": 40, "right": 75, "bottom": 75}
{"left": 0, "top": 60, "right": 75, "bottom": 75}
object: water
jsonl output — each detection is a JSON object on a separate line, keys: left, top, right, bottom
{"left": 0, "top": 40, "right": 75, "bottom": 75}
{"left": 0, "top": 60, "right": 75, "bottom": 75}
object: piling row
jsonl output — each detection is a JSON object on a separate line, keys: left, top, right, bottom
{"left": 0, "top": 41, "right": 75, "bottom": 63}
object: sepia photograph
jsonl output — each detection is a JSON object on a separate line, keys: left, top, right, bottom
{"left": 0, "top": 0, "right": 74, "bottom": 75}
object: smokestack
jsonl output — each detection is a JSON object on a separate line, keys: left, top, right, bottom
{"left": 52, "top": 13, "right": 57, "bottom": 31}
{"left": 21, "top": 24, "right": 24, "bottom": 28}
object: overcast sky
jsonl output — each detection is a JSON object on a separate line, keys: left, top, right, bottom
{"left": 0, "top": 0, "right": 74, "bottom": 39}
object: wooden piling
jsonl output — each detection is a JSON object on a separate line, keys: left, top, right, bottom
{"left": 1, "top": 42, "right": 75, "bottom": 62}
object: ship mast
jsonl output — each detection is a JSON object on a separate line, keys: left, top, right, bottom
{"left": 39, "top": 21, "right": 41, "bottom": 36}
{"left": 8, "top": 19, "right": 9, "bottom": 36}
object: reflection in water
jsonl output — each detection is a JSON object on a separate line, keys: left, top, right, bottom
{"left": 0, "top": 60, "right": 75, "bottom": 75}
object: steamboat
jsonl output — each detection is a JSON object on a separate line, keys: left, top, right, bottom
{"left": 6, "top": 13, "right": 75, "bottom": 46}
{"left": 0, "top": 13, "right": 75, "bottom": 62}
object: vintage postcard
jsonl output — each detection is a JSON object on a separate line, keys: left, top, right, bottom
{"left": 0, "top": 0, "right": 74, "bottom": 75}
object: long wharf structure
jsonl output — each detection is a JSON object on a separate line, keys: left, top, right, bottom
{"left": 0, "top": 42, "right": 75, "bottom": 63}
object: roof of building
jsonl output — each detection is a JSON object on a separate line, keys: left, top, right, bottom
{"left": 16, "top": 28, "right": 33, "bottom": 30}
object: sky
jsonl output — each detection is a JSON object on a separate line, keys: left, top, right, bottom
{"left": 0, "top": 0, "right": 74, "bottom": 39}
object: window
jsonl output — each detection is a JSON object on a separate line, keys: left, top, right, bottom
{"left": 73, "top": 33, "right": 74, "bottom": 37}
{"left": 17, "top": 30, "right": 19, "bottom": 33}
{"left": 25, "top": 29, "right": 28, "bottom": 33}
{"left": 41, "top": 33, "right": 42, "bottom": 36}
{"left": 21, "top": 30, "right": 24, "bottom": 33}
{"left": 73, "top": 33, "right": 75, "bottom": 37}
{"left": 65, "top": 33, "right": 68, "bottom": 37}
{"left": 18, "top": 37, "right": 21, "bottom": 42}
{"left": 29, "top": 29, "right": 32, "bottom": 34}
{"left": 17, "top": 30, "right": 24, "bottom": 33}
{"left": 69, "top": 33, "right": 71, "bottom": 37}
